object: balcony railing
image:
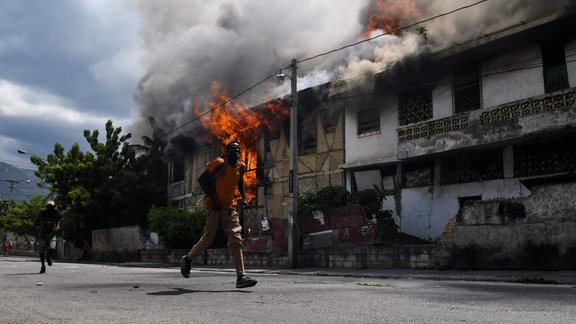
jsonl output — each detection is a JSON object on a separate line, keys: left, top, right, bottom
{"left": 397, "top": 88, "right": 576, "bottom": 144}
{"left": 167, "top": 181, "right": 184, "bottom": 198}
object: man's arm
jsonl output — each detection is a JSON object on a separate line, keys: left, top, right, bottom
{"left": 53, "top": 213, "right": 60, "bottom": 232}
{"left": 237, "top": 174, "right": 249, "bottom": 208}
{"left": 198, "top": 168, "right": 222, "bottom": 210}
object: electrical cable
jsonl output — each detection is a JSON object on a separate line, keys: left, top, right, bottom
{"left": 165, "top": 0, "right": 492, "bottom": 137}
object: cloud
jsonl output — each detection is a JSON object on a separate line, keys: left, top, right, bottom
{"left": 0, "top": 0, "right": 140, "bottom": 168}
{"left": 0, "top": 79, "right": 132, "bottom": 168}
{"left": 0, "top": 80, "right": 114, "bottom": 127}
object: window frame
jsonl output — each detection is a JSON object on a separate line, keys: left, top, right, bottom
{"left": 453, "top": 65, "right": 482, "bottom": 114}
{"left": 356, "top": 108, "right": 381, "bottom": 138}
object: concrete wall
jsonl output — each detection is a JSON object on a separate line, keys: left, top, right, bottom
{"left": 92, "top": 226, "right": 146, "bottom": 262}
{"left": 483, "top": 45, "right": 544, "bottom": 107}
{"left": 432, "top": 78, "right": 453, "bottom": 119}
{"left": 435, "top": 181, "right": 576, "bottom": 269}
{"left": 141, "top": 245, "right": 434, "bottom": 269}
{"left": 383, "top": 179, "right": 531, "bottom": 241}
{"left": 344, "top": 95, "right": 398, "bottom": 167}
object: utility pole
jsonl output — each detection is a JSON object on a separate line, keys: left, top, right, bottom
{"left": 287, "top": 59, "right": 299, "bottom": 268}
{"left": 5, "top": 179, "right": 31, "bottom": 203}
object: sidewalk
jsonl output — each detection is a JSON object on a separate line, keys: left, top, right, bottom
{"left": 188, "top": 266, "right": 576, "bottom": 285}
{"left": 5, "top": 255, "right": 576, "bottom": 285}
{"left": 125, "top": 260, "right": 576, "bottom": 285}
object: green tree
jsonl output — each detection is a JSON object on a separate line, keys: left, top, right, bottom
{"left": 129, "top": 117, "right": 167, "bottom": 204}
{"left": 31, "top": 120, "right": 167, "bottom": 248}
{"left": 0, "top": 195, "right": 46, "bottom": 243}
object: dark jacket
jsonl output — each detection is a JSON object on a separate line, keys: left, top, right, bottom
{"left": 35, "top": 206, "right": 60, "bottom": 237}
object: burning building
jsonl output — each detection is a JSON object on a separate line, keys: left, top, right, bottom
{"left": 137, "top": 1, "right": 576, "bottom": 269}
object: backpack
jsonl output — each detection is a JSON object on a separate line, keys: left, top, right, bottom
{"left": 198, "top": 155, "right": 245, "bottom": 196}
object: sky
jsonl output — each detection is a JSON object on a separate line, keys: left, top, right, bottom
{"left": 0, "top": 0, "right": 141, "bottom": 169}
{"left": 1, "top": 0, "right": 572, "bottom": 170}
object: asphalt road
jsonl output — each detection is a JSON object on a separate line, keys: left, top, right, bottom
{"left": 1, "top": 257, "right": 575, "bottom": 323}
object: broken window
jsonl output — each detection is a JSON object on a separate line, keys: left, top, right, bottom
{"left": 453, "top": 65, "right": 482, "bottom": 114}
{"left": 542, "top": 41, "right": 569, "bottom": 93}
{"left": 299, "top": 110, "right": 317, "bottom": 154}
{"left": 170, "top": 156, "right": 185, "bottom": 183}
{"left": 441, "top": 149, "right": 503, "bottom": 185}
{"left": 398, "top": 89, "right": 433, "bottom": 126}
{"left": 320, "top": 108, "right": 339, "bottom": 133}
{"left": 352, "top": 165, "right": 396, "bottom": 192}
{"left": 403, "top": 160, "right": 433, "bottom": 188}
{"left": 357, "top": 108, "right": 380, "bottom": 137}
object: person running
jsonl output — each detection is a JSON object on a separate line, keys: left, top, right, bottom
{"left": 180, "top": 141, "right": 258, "bottom": 289}
{"left": 34, "top": 200, "right": 60, "bottom": 274}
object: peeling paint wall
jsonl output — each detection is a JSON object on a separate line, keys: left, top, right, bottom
{"left": 437, "top": 181, "right": 576, "bottom": 269}
{"left": 384, "top": 178, "right": 531, "bottom": 241}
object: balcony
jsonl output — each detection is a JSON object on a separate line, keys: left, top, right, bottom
{"left": 397, "top": 88, "right": 576, "bottom": 159}
{"left": 167, "top": 181, "right": 185, "bottom": 198}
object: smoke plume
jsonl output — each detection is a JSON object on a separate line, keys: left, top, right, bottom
{"left": 129, "top": 0, "right": 574, "bottom": 142}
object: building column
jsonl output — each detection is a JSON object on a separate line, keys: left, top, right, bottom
{"left": 503, "top": 146, "right": 514, "bottom": 179}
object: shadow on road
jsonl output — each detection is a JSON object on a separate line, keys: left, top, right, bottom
{"left": 147, "top": 288, "right": 252, "bottom": 296}
{"left": 4, "top": 272, "right": 43, "bottom": 275}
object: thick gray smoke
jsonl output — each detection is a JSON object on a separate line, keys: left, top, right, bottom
{"left": 129, "top": 0, "right": 574, "bottom": 141}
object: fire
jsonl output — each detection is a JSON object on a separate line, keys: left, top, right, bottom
{"left": 362, "top": 0, "right": 422, "bottom": 38}
{"left": 194, "top": 82, "right": 288, "bottom": 201}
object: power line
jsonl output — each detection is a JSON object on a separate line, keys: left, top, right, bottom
{"left": 165, "top": 0, "right": 492, "bottom": 137}
{"left": 166, "top": 70, "right": 280, "bottom": 137}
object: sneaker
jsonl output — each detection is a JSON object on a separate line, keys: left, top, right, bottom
{"left": 236, "top": 276, "right": 257, "bottom": 289}
{"left": 180, "top": 256, "right": 191, "bottom": 278}
{"left": 47, "top": 256, "right": 52, "bottom": 266}
{"left": 39, "top": 265, "right": 46, "bottom": 274}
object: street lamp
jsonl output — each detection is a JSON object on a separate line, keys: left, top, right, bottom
{"left": 17, "top": 149, "right": 48, "bottom": 164}
{"left": 277, "top": 59, "right": 299, "bottom": 268}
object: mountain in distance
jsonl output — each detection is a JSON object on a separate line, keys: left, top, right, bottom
{"left": 0, "top": 161, "right": 50, "bottom": 202}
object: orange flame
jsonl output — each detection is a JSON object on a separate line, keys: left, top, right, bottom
{"left": 194, "top": 82, "right": 288, "bottom": 201}
{"left": 362, "top": 0, "right": 422, "bottom": 38}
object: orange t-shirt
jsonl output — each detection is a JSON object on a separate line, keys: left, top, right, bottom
{"left": 204, "top": 157, "right": 244, "bottom": 210}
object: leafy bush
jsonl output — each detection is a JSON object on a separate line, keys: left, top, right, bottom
{"left": 147, "top": 206, "right": 228, "bottom": 249}
{"left": 351, "top": 188, "right": 397, "bottom": 231}
{"left": 298, "top": 185, "right": 397, "bottom": 231}
{"left": 298, "top": 186, "right": 350, "bottom": 214}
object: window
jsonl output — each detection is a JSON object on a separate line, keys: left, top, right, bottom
{"left": 453, "top": 65, "right": 482, "bottom": 114}
{"left": 402, "top": 160, "right": 433, "bottom": 188}
{"left": 542, "top": 42, "right": 569, "bottom": 93}
{"left": 357, "top": 108, "right": 380, "bottom": 137}
{"left": 514, "top": 137, "right": 576, "bottom": 177}
{"left": 171, "top": 156, "right": 185, "bottom": 183}
{"left": 352, "top": 165, "right": 396, "bottom": 192}
{"left": 398, "top": 89, "right": 433, "bottom": 126}
{"left": 299, "top": 110, "right": 317, "bottom": 154}
{"left": 320, "top": 108, "right": 339, "bottom": 133}
{"left": 441, "top": 149, "right": 503, "bottom": 185}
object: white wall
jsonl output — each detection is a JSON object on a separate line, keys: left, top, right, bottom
{"left": 344, "top": 95, "right": 398, "bottom": 166}
{"left": 383, "top": 179, "right": 531, "bottom": 240}
{"left": 433, "top": 77, "right": 453, "bottom": 119}
{"left": 483, "top": 45, "right": 544, "bottom": 108}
